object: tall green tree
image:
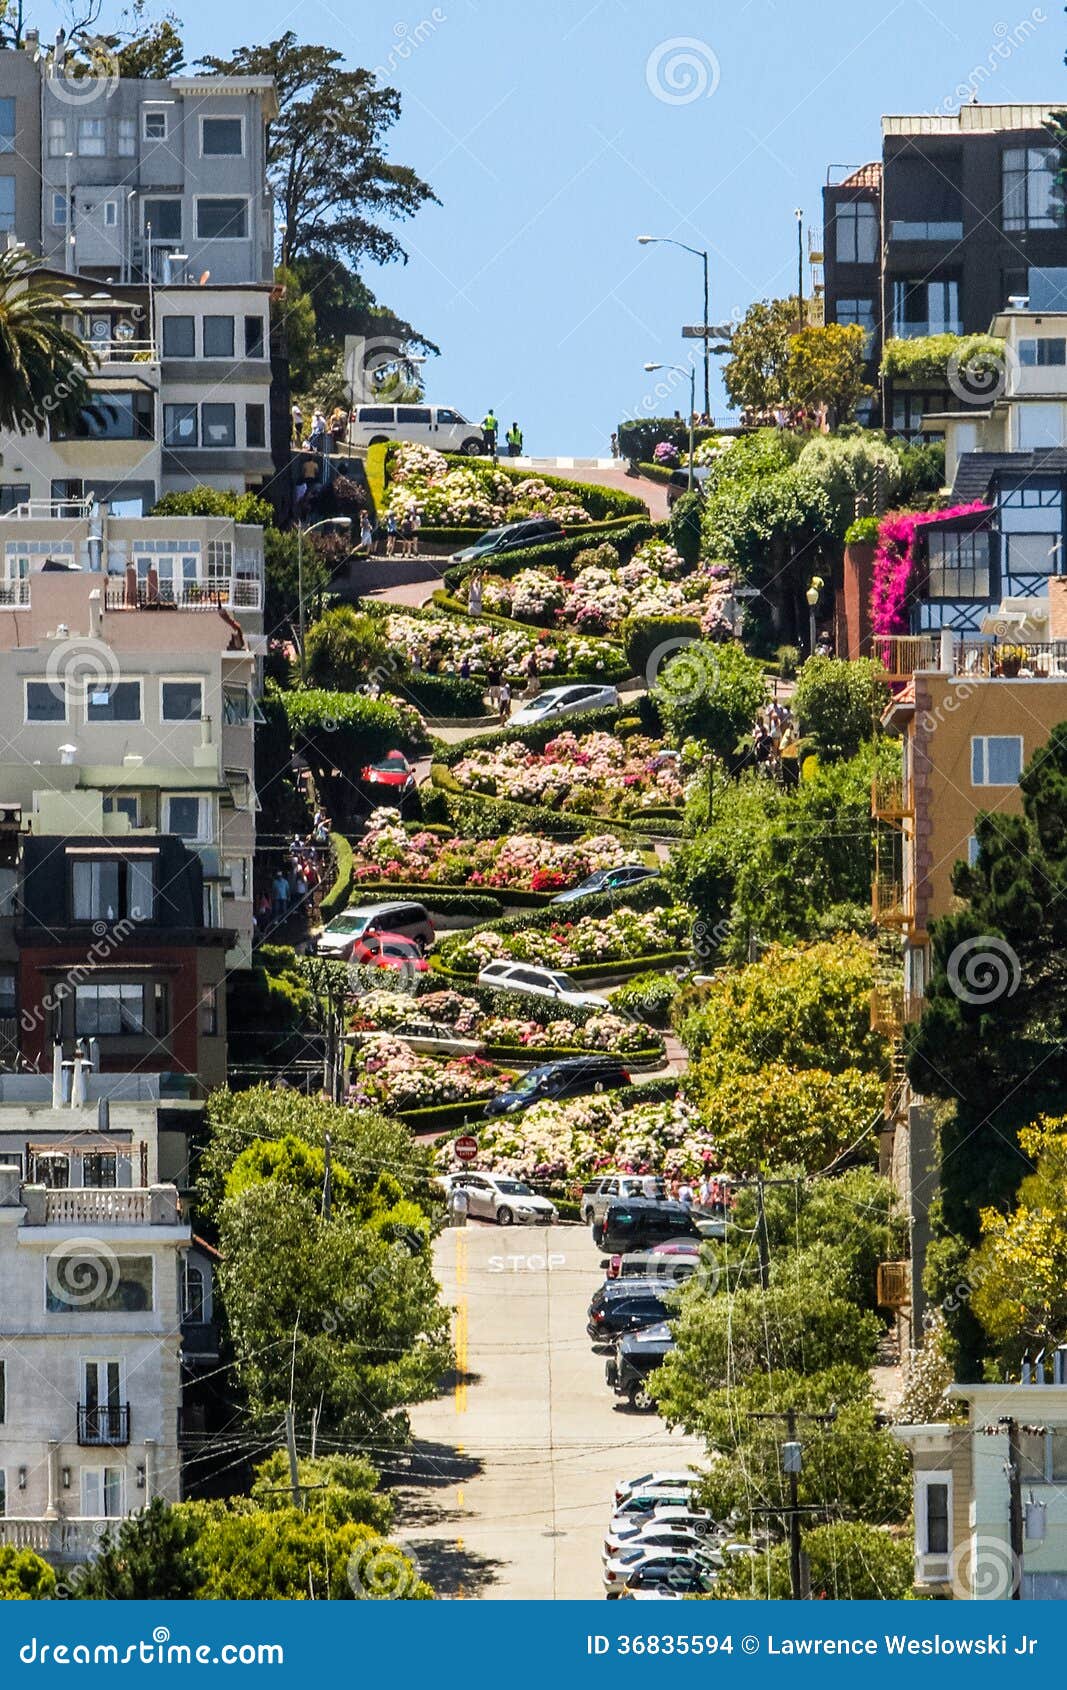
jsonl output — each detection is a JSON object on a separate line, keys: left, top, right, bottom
{"left": 69, "top": 1499, "right": 204, "bottom": 1599}
{"left": 0, "top": 1544, "right": 56, "bottom": 1599}
{"left": 0, "top": 249, "right": 96, "bottom": 435}
{"left": 723, "top": 298, "right": 796, "bottom": 412}
{"left": 785, "top": 323, "right": 872, "bottom": 421}
{"left": 199, "top": 34, "right": 437, "bottom": 269}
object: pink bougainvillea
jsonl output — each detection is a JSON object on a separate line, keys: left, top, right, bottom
{"left": 870, "top": 503, "right": 991, "bottom": 636}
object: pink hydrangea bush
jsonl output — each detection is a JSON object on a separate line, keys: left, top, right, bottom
{"left": 450, "top": 731, "right": 685, "bottom": 815}
{"left": 436, "top": 1091, "right": 711, "bottom": 1182}
{"left": 438, "top": 904, "right": 691, "bottom": 974}
{"left": 351, "top": 825, "right": 642, "bottom": 890}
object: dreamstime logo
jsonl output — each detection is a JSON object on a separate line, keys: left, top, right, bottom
{"left": 51, "top": 39, "right": 121, "bottom": 106}
{"left": 646, "top": 637, "right": 720, "bottom": 706}
{"left": 950, "top": 1534, "right": 1018, "bottom": 1599}
{"left": 645, "top": 1245, "right": 721, "bottom": 1296}
{"left": 347, "top": 334, "right": 424, "bottom": 405}
{"left": 45, "top": 637, "right": 120, "bottom": 710}
{"left": 347, "top": 1535, "right": 426, "bottom": 1598}
{"left": 346, "top": 956, "right": 421, "bottom": 1001}
{"left": 946, "top": 343, "right": 1010, "bottom": 407}
{"left": 372, "top": 11, "right": 448, "bottom": 82}
{"left": 46, "top": 1238, "right": 120, "bottom": 1309}
{"left": 645, "top": 37, "right": 720, "bottom": 105}
{"left": 946, "top": 935, "right": 1021, "bottom": 1005}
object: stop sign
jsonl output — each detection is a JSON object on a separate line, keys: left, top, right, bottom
{"left": 453, "top": 1135, "right": 479, "bottom": 1163}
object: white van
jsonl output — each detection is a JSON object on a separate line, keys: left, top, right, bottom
{"left": 348, "top": 403, "right": 485, "bottom": 455}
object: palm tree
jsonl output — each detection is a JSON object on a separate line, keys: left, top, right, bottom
{"left": 0, "top": 247, "right": 96, "bottom": 435}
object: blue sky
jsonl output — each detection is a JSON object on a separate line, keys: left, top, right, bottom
{"left": 45, "top": 0, "right": 1067, "bottom": 450}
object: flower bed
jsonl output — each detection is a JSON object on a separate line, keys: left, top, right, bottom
{"left": 350, "top": 987, "right": 661, "bottom": 1058}
{"left": 384, "top": 442, "right": 592, "bottom": 526}
{"left": 448, "top": 730, "right": 685, "bottom": 816}
{"left": 435, "top": 1090, "right": 712, "bottom": 1182}
{"left": 347, "top": 1032, "right": 510, "bottom": 1113}
{"left": 436, "top": 904, "right": 691, "bottom": 975}
{"left": 351, "top": 820, "right": 644, "bottom": 893}
{"left": 471, "top": 539, "right": 735, "bottom": 638}
{"left": 380, "top": 609, "right": 617, "bottom": 679}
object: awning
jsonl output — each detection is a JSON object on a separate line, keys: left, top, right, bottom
{"left": 27, "top": 1137, "right": 135, "bottom": 1153}
{"left": 65, "top": 845, "right": 159, "bottom": 856}
{"left": 88, "top": 375, "right": 158, "bottom": 395}
{"left": 76, "top": 767, "right": 226, "bottom": 791}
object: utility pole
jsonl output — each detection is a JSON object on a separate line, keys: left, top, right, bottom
{"left": 322, "top": 1131, "right": 333, "bottom": 1221}
{"left": 285, "top": 1408, "right": 303, "bottom": 1510}
{"left": 1004, "top": 1416, "right": 1024, "bottom": 1600}
{"left": 795, "top": 210, "right": 805, "bottom": 327}
{"left": 755, "top": 1174, "right": 770, "bottom": 1289}
{"left": 749, "top": 1406, "right": 837, "bottom": 1598}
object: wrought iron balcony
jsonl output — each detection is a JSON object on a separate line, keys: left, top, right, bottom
{"left": 77, "top": 1403, "right": 130, "bottom": 1446}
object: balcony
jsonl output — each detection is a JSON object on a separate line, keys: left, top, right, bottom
{"left": 17, "top": 1186, "right": 183, "bottom": 1227}
{"left": 877, "top": 1260, "right": 911, "bottom": 1309}
{"left": 872, "top": 775, "right": 911, "bottom": 821}
{"left": 181, "top": 1319, "right": 220, "bottom": 1359}
{"left": 0, "top": 579, "right": 29, "bottom": 610}
{"left": 888, "top": 221, "right": 963, "bottom": 242}
{"left": 873, "top": 634, "right": 940, "bottom": 682}
{"left": 870, "top": 983, "right": 924, "bottom": 1037}
{"left": 104, "top": 577, "right": 262, "bottom": 613}
{"left": 872, "top": 871, "right": 913, "bottom": 930}
{"left": 0, "top": 1518, "right": 113, "bottom": 1563}
{"left": 77, "top": 1402, "right": 130, "bottom": 1446}
{"left": 876, "top": 635, "right": 1067, "bottom": 681}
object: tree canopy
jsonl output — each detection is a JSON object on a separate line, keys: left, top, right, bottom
{"left": 785, "top": 324, "right": 873, "bottom": 422}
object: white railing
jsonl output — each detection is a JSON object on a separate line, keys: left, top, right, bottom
{"left": 0, "top": 1518, "right": 110, "bottom": 1558}
{"left": 43, "top": 1189, "right": 151, "bottom": 1226}
{"left": 88, "top": 341, "right": 158, "bottom": 365}
{"left": 2, "top": 498, "right": 95, "bottom": 521}
{"left": 105, "top": 577, "right": 262, "bottom": 612}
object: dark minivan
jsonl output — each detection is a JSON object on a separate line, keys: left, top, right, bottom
{"left": 596, "top": 1198, "right": 702, "bottom": 1255}
{"left": 484, "top": 1055, "right": 632, "bottom": 1118}
{"left": 452, "top": 517, "right": 565, "bottom": 565}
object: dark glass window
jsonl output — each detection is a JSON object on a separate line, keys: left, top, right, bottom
{"left": 162, "top": 316, "right": 195, "bottom": 358}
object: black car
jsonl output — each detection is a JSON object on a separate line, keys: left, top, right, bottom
{"left": 452, "top": 517, "right": 566, "bottom": 565}
{"left": 595, "top": 1197, "right": 703, "bottom": 1255}
{"left": 587, "top": 1289, "right": 669, "bottom": 1343}
{"left": 484, "top": 1056, "right": 632, "bottom": 1118}
{"left": 606, "top": 1321, "right": 676, "bottom": 1411}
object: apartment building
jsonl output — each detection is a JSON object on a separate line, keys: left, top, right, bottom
{"left": 823, "top": 104, "right": 1067, "bottom": 432}
{"left": 894, "top": 1368, "right": 1067, "bottom": 1600}
{"left": 0, "top": 1156, "right": 189, "bottom": 1563}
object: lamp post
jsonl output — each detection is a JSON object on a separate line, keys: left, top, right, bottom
{"left": 297, "top": 517, "right": 351, "bottom": 683}
{"left": 644, "top": 362, "right": 695, "bottom": 491}
{"left": 637, "top": 235, "right": 710, "bottom": 419}
{"left": 795, "top": 209, "right": 805, "bottom": 328}
{"left": 805, "top": 574, "right": 824, "bottom": 656}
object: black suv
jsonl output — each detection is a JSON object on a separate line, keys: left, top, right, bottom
{"left": 607, "top": 1322, "right": 676, "bottom": 1411}
{"left": 484, "top": 1056, "right": 632, "bottom": 1118}
{"left": 452, "top": 517, "right": 566, "bottom": 565}
{"left": 596, "top": 1198, "right": 702, "bottom": 1255}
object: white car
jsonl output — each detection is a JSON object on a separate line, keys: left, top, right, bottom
{"left": 476, "top": 960, "right": 609, "bottom": 1011}
{"left": 346, "top": 402, "right": 484, "bottom": 455}
{"left": 603, "top": 1523, "right": 718, "bottom": 1579}
{"left": 604, "top": 1506, "right": 719, "bottom": 1556}
{"left": 437, "top": 1171, "right": 557, "bottom": 1226}
{"left": 614, "top": 1470, "right": 697, "bottom": 1507}
{"left": 510, "top": 682, "right": 620, "bottom": 727}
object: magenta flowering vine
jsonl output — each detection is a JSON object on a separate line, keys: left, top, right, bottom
{"left": 870, "top": 503, "right": 992, "bottom": 636}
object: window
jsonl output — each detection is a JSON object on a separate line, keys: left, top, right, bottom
{"left": 223, "top": 856, "right": 248, "bottom": 897}
{"left": 245, "top": 403, "right": 265, "bottom": 448}
{"left": 1003, "top": 146, "right": 1063, "bottom": 231}
{"left": 244, "top": 315, "right": 265, "bottom": 357}
{"left": 77, "top": 118, "right": 106, "bottom": 157}
{"left": 1051, "top": 1429, "right": 1067, "bottom": 1480}
{"left": 203, "top": 315, "right": 234, "bottom": 358}
{"left": 142, "top": 197, "right": 181, "bottom": 241}
{"left": 1019, "top": 337, "right": 1067, "bottom": 366}
{"left": 142, "top": 108, "right": 167, "bottom": 142}
{"left": 921, "top": 1479, "right": 950, "bottom": 1556}
{"left": 358, "top": 406, "right": 394, "bottom": 424}
{"left": 201, "top": 116, "right": 243, "bottom": 156}
{"left": 436, "top": 408, "right": 462, "bottom": 424}
{"left": 161, "top": 679, "right": 203, "bottom": 721}
{"left": 967, "top": 835, "right": 980, "bottom": 868}
{"left": 183, "top": 1263, "right": 207, "bottom": 1321}
{"left": 835, "top": 200, "right": 878, "bottom": 263}
{"left": 206, "top": 539, "right": 233, "bottom": 579}
{"left": 102, "top": 200, "right": 117, "bottom": 228}
{"left": 116, "top": 117, "right": 135, "bottom": 156}
{"left": 80, "top": 1467, "right": 125, "bottom": 1517}
{"left": 162, "top": 315, "right": 194, "bottom": 358}
{"left": 46, "top": 117, "right": 66, "bottom": 157}
{"left": 196, "top": 197, "right": 248, "bottom": 240}
{"left": 31, "top": 1152, "right": 69, "bottom": 1187}
{"left": 199, "top": 984, "right": 219, "bottom": 1036}
{"left": 54, "top": 390, "right": 153, "bottom": 443}
{"left": 103, "top": 794, "right": 140, "bottom": 826}
{"left": 86, "top": 681, "right": 141, "bottom": 722}
{"left": 163, "top": 403, "right": 197, "bottom": 446}
{"left": 223, "top": 686, "right": 251, "bottom": 724}
{"left": 0, "top": 972, "right": 14, "bottom": 1019}
{"left": 201, "top": 403, "right": 235, "bottom": 447}
{"left": 1019, "top": 1427, "right": 1047, "bottom": 1481}
{"left": 0, "top": 486, "right": 28, "bottom": 515}
{"left": 71, "top": 856, "right": 154, "bottom": 922}
{"left": 164, "top": 794, "right": 210, "bottom": 842}
{"left": 25, "top": 680, "right": 66, "bottom": 723}
{"left": 836, "top": 296, "right": 875, "bottom": 331}
{"left": 0, "top": 98, "right": 15, "bottom": 153}
{"left": 972, "top": 735, "right": 1024, "bottom": 786}
{"left": 82, "top": 1154, "right": 117, "bottom": 1189}
{"left": 74, "top": 983, "right": 148, "bottom": 1038}
{"left": 893, "top": 277, "right": 960, "bottom": 338}
{"left": 0, "top": 177, "right": 14, "bottom": 234}
{"left": 926, "top": 529, "right": 992, "bottom": 600}
{"left": 48, "top": 1253, "right": 152, "bottom": 1314}
{"left": 1017, "top": 403, "right": 1063, "bottom": 451}
{"left": 397, "top": 405, "right": 432, "bottom": 423}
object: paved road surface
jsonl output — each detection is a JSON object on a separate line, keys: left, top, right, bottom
{"left": 392, "top": 1223, "right": 702, "bottom": 1600}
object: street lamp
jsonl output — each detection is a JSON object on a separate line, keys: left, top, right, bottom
{"left": 297, "top": 517, "right": 351, "bottom": 683}
{"left": 637, "top": 235, "right": 711, "bottom": 419}
{"left": 644, "top": 363, "right": 695, "bottom": 491}
{"left": 805, "top": 574, "right": 824, "bottom": 656}
{"left": 795, "top": 209, "right": 804, "bottom": 327}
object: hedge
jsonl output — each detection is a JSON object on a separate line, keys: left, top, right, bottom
{"left": 442, "top": 520, "right": 657, "bottom": 595}
{"left": 429, "top": 873, "right": 671, "bottom": 938}
{"left": 438, "top": 455, "right": 648, "bottom": 521}
{"left": 359, "top": 594, "right": 630, "bottom": 684}
{"left": 385, "top": 673, "right": 486, "bottom": 717}
{"left": 620, "top": 615, "right": 703, "bottom": 679}
{"left": 319, "top": 833, "right": 354, "bottom": 922}
{"left": 343, "top": 884, "right": 504, "bottom": 918}
{"left": 617, "top": 419, "right": 717, "bottom": 462}
{"left": 436, "top": 702, "right": 653, "bottom": 766}
{"left": 429, "top": 1074, "right": 681, "bottom": 1144}
{"left": 365, "top": 442, "right": 389, "bottom": 516}
{"left": 426, "top": 768, "right": 682, "bottom": 842}
{"left": 478, "top": 1041, "right": 665, "bottom": 1069}
{"left": 429, "top": 949, "right": 693, "bottom": 986}
{"left": 397, "top": 1097, "right": 499, "bottom": 1132}
{"left": 420, "top": 516, "right": 642, "bottom": 551}
{"left": 638, "top": 462, "right": 691, "bottom": 487}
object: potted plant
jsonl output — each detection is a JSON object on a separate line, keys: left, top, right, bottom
{"left": 998, "top": 643, "right": 1027, "bottom": 677}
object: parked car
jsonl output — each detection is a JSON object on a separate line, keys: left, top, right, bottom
{"left": 485, "top": 1056, "right": 632, "bottom": 1118}
{"left": 436, "top": 1171, "right": 557, "bottom": 1226}
{"left": 596, "top": 1198, "right": 703, "bottom": 1255}
{"left": 606, "top": 1322, "right": 676, "bottom": 1411}
{"left": 347, "top": 403, "right": 485, "bottom": 455}
{"left": 476, "top": 960, "right": 608, "bottom": 1011}
{"left": 588, "top": 1290, "right": 670, "bottom": 1343}
{"left": 606, "top": 1546, "right": 721, "bottom": 1598}
{"left": 608, "top": 1496, "right": 716, "bottom": 1537}
{"left": 387, "top": 1019, "right": 485, "bottom": 1057}
{"left": 349, "top": 932, "right": 428, "bottom": 975}
{"left": 510, "top": 682, "right": 620, "bottom": 728}
{"left": 614, "top": 1470, "right": 696, "bottom": 1507}
{"left": 606, "top": 1240, "right": 701, "bottom": 1279}
{"left": 452, "top": 517, "right": 565, "bottom": 565}
{"left": 582, "top": 1174, "right": 666, "bottom": 1228}
{"left": 316, "top": 901, "right": 435, "bottom": 960}
{"left": 603, "top": 1527, "right": 722, "bottom": 1588}
{"left": 551, "top": 865, "right": 658, "bottom": 905}
{"left": 604, "top": 1506, "right": 719, "bottom": 1556}
{"left": 359, "top": 751, "right": 417, "bottom": 799}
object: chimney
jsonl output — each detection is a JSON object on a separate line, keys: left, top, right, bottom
{"left": 1054, "top": 1345, "right": 1067, "bottom": 1385}
{"left": 88, "top": 588, "right": 102, "bottom": 640}
{"left": 200, "top": 714, "right": 212, "bottom": 749}
{"left": 24, "top": 28, "right": 39, "bottom": 54}
{"left": 97, "top": 1094, "right": 110, "bottom": 1135}
{"left": 51, "top": 1042, "right": 64, "bottom": 1108}
{"left": 71, "top": 1044, "right": 89, "bottom": 1108}
{"left": 938, "top": 629, "right": 955, "bottom": 675}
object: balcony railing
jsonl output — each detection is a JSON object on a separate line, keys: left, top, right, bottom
{"left": 77, "top": 1402, "right": 130, "bottom": 1446}
{"left": 877, "top": 1260, "right": 911, "bottom": 1308}
{"left": 0, "top": 1519, "right": 113, "bottom": 1562}
{"left": 88, "top": 341, "right": 158, "bottom": 365}
{"left": 872, "top": 775, "right": 911, "bottom": 821}
{"left": 2, "top": 497, "right": 95, "bottom": 520}
{"left": 873, "top": 634, "right": 940, "bottom": 681}
{"left": 870, "top": 984, "right": 925, "bottom": 1036}
{"left": 876, "top": 635, "right": 1067, "bottom": 682}
{"left": 104, "top": 577, "right": 262, "bottom": 612}
{"left": 0, "top": 579, "right": 29, "bottom": 609}
{"left": 872, "top": 873, "right": 913, "bottom": 930}
{"left": 41, "top": 1189, "right": 151, "bottom": 1225}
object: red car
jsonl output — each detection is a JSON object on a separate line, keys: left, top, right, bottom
{"left": 350, "top": 932, "right": 428, "bottom": 974}
{"left": 360, "top": 750, "right": 416, "bottom": 795}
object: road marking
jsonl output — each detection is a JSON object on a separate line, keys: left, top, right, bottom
{"left": 455, "top": 1231, "right": 468, "bottom": 1414}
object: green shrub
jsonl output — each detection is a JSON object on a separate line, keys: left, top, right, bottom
{"left": 653, "top": 639, "right": 768, "bottom": 758}
{"left": 348, "top": 885, "right": 503, "bottom": 917}
{"left": 386, "top": 673, "right": 487, "bottom": 718}
{"left": 150, "top": 487, "right": 275, "bottom": 526}
{"left": 844, "top": 515, "right": 880, "bottom": 547}
{"left": 880, "top": 332, "right": 1004, "bottom": 386}
{"left": 775, "top": 644, "right": 802, "bottom": 679}
{"left": 439, "top": 455, "right": 647, "bottom": 520}
{"left": 621, "top": 615, "right": 703, "bottom": 681}
{"left": 305, "top": 607, "right": 391, "bottom": 690}
{"left": 319, "top": 834, "right": 353, "bottom": 922}
{"left": 667, "top": 489, "right": 704, "bottom": 566}
{"left": 792, "top": 655, "right": 888, "bottom": 760}
{"left": 617, "top": 418, "right": 717, "bottom": 462}
{"left": 609, "top": 970, "right": 683, "bottom": 1029}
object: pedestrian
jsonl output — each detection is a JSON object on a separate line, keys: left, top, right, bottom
{"left": 610, "top": 431, "right": 619, "bottom": 458}
{"left": 698, "top": 1171, "right": 712, "bottom": 1208}
{"left": 468, "top": 570, "right": 484, "bottom": 616}
{"left": 291, "top": 402, "right": 303, "bottom": 444}
{"left": 329, "top": 405, "right": 348, "bottom": 443}
{"left": 486, "top": 660, "right": 501, "bottom": 713}
{"left": 482, "top": 408, "right": 498, "bottom": 458}
{"left": 309, "top": 409, "right": 328, "bottom": 455}
{"left": 459, "top": 655, "right": 471, "bottom": 681}
{"left": 399, "top": 513, "right": 414, "bottom": 556}
{"left": 359, "top": 511, "right": 374, "bottom": 552}
{"left": 385, "top": 512, "right": 398, "bottom": 556}
{"left": 498, "top": 678, "right": 511, "bottom": 725}
{"left": 271, "top": 868, "right": 290, "bottom": 924}
{"left": 506, "top": 420, "right": 523, "bottom": 457}
{"left": 410, "top": 507, "right": 422, "bottom": 555}
{"left": 678, "top": 1177, "right": 694, "bottom": 1208}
